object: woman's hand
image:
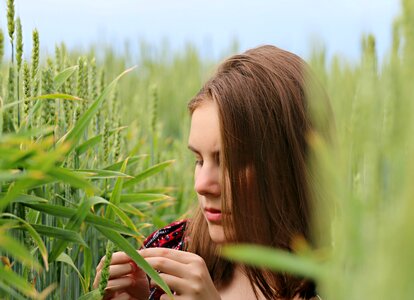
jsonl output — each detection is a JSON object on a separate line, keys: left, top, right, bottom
{"left": 140, "top": 248, "right": 221, "bottom": 300}
{"left": 93, "top": 251, "right": 150, "bottom": 300}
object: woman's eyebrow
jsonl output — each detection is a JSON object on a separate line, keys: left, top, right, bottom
{"left": 187, "top": 145, "right": 220, "bottom": 157}
{"left": 187, "top": 145, "right": 200, "bottom": 154}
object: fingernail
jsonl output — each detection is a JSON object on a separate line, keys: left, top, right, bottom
{"left": 129, "top": 261, "right": 138, "bottom": 273}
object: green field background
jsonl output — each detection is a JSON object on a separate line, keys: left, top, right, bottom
{"left": 1, "top": 0, "right": 414, "bottom": 299}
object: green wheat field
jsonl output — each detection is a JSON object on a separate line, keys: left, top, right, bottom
{"left": 1, "top": 0, "right": 414, "bottom": 299}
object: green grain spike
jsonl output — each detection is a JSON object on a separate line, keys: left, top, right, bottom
{"left": 103, "top": 120, "right": 111, "bottom": 164}
{"left": 114, "top": 118, "right": 121, "bottom": 162}
{"left": 16, "top": 17, "right": 23, "bottom": 72}
{"left": 41, "top": 59, "right": 55, "bottom": 125}
{"left": 7, "top": 0, "right": 15, "bottom": 62}
{"left": 55, "top": 44, "right": 63, "bottom": 73}
{"left": 90, "top": 58, "right": 101, "bottom": 134}
{"left": 0, "top": 29, "right": 4, "bottom": 65}
{"left": 77, "top": 57, "right": 86, "bottom": 98}
{"left": 31, "top": 29, "right": 40, "bottom": 97}
{"left": 4, "top": 65, "right": 16, "bottom": 132}
{"left": 110, "top": 86, "right": 118, "bottom": 125}
{"left": 16, "top": 18, "right": 23, "bottom": 127}
{"left": 151, "top": 84, "right": 158, "bottom": 135}
{"left": 23, "top": 61, "right": 31, "bottom": 118}
{"left": 98, "top": 241, "right": 114, "bottom": 296}
{"left": 31, "top": 30, "right": 39, "bottom": 80}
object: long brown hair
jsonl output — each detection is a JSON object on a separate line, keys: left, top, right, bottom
{"left": 187, "top": 45, "right": 325, "bottom": 299}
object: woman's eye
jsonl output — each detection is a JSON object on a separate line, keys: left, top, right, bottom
{"left": 195, "top": 159, "right": 203, "bottom": 166}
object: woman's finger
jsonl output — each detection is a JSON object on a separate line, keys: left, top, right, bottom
{"left": 112, "top": 292, "right": 133, "bottom": 300}
{"left": 108, "top": 262, "right": 136, "bottom": 279}
{"left": 151, "top": 273, "right": 186, "bottom": 295}
{"left": 93, "top": 262, "right": 135, "bottom": 289}
{"left": 105, "top": 276, "right": 136, "bottom": 293}
{"left": 98, "top": 251, "right": 134, "bottom": 269}
{"left": 145, "top": 257, "right": 186, "bottom": 278}
{"left": 139, "top": 248, "right": 196, "bottom": 264}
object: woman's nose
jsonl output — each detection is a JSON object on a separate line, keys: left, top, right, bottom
{"left": 194, "top": 164, "right": 221, "bottom": 197}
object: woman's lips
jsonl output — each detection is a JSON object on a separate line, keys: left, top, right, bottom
{"left": 204, "top": 208, "right": 222, "bottom": 222}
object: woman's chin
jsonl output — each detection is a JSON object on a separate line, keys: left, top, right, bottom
{"left": 207, "top": 223, "right": 226, "bottom": 244}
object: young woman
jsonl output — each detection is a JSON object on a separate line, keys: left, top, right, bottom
{"left": 94, "top": 45, "right": 326, "bottom": 300}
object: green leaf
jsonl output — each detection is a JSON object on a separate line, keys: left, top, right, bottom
{"left": 0, "top": 280, "right": 27, "bottom": 300}
{"left": 0, "top": 126, "right": 54, "bottom": 140}
{"left": 22, "top": 203, "right": 138, "bottom": 236}
{"left": 2, "top": 93, "right": 82, "bottom": 111}
{"left": 1, "top": 213, "right": 49, "bottom": 270}
{"left": 56, "top": 252, "right": 88, "bottom": 293}
{"left": 57, "top": 66, "right": 136, "bottom": 154}
{"left": 106, "top": 158, "right": 129, "bottom": 220}
{"left": 118, "top": 203, "right": 146, "bottom": 218}
{"left": 89, "top": 196, "right": 138, "bottom": 234}
{"left": 0, "top": 144, "right": 74, "bottom": 212}
{"left": 54, "top": 66, "right": 78, "bottom": 89}
{"left": 0, "top": 265, "right": 39, "bottom": 298}
{"left": 49, "top": 197, "right": 97, "bottom": 262}
{"left": 31, "top": 224, "right": 87, "bottom": 246}
{"left": 77, "top": 289, "right": 101, "bottom": 300}
{"left": 0, "top": 170, "right": 24, "bottom": 181}
{"left": 0, "top": 219, "right": 19, "bottom": 226}
{"left": 83, "top": 246, "right": 93, "bottom": 292}
{"left": 221, "top": 244, "right": 327, "bottom": 280}
{"left": 47, "top": 167, "right": 96, "bottom": 194}
{"left": 95, "top": 225, "right": 173, "bottom": 298}
{"left": 75, "top": 126, "right": 128, "bottom": 156}
{"left": 74, "top": 169, "right": 132, "bottom": 179}
{"left": 104, "top": 155, "right": 148, "bottom": 171}
{"left": 119, "top": 193, "right": 171, "bottom": 203}
{"left": 123, "top": 160, "right": 175, "bottom": 188}
{"left": 0, "top": 233, "right": 42, "bottom": 271}
{"left": 0, "top": 193, "right": 48, "bottom": 204}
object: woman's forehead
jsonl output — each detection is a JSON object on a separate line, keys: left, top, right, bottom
{"left": 188, "top": 101, "right": 221, "bottom": 153}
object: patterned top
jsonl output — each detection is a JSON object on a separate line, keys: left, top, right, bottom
{"left": 142, "top": 220, "right": 319, "bottom": 300}
{"left": 142, "top": 220, "right": 188, "bottom": 300}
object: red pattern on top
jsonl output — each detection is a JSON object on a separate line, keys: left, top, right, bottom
{"left": 142, "top": 220, "right": 187, "bottom": 300}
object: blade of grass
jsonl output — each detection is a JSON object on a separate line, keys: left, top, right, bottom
{"left": 56, "top": 252, "right": 87, "bottom": 293}
{"left": 22, "top": 203, "right": 138, "bottom": 236}
{"left": 75, "top": 126, "right": 128, "bottom": 156}
{"left": 123, "top": 160, "right": 174, "bottom": 188}
{"left": 95, "top": 225, "right": 173, "bottom": 298}
{"left": 105, "top": 158, "right": 129, "bottom": 220}
{"left": 47, "top": 167, "right": 96, "bottom": 195}
{"left": 104, "top": 155, "right": 148, "bottom": 171}
{"left": 1, "top": 213, "right": 49, "bottom": 270}
{"left": 3, "top": 93, "right": 83, "bottom": 110}
{"left": 0, "top": 281, "right": 27, "bottom": 300}
{"left": 54, "top": 66, "right": 78, "bottom": 89}
{"left": 89, "top": 196, "right": 138, "bottom": 234}
{"left": 74, "top": 169, "right": 132, "bottom": 180}
{"left": 30, "top": 224, "right": 87, "bottom": 246}
{"left": 57, "top": 66, "right": 136, "bottom": 154}
{"left": 0, "top": 233, "right": 42, "bottom": 271}
{"left": 0, "top": 193, "right": 48, "bottom": 204}
{"left": 48, "top": 197, "right": 98, "bottom": 262}
{"left": 222, "top": 244, "right": 328, "bottom": 280}
{"left": 83, "top": 246, "right": 93, "bottom": 292}
{"left": 0, "top": 265, "right": 39, "bottom": 299}
{"left": 119, "top": 193, "right": 171, "bottom": 203}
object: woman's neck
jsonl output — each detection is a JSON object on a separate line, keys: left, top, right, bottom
{"left": 218, "top": 265, "right": 265, "bottom": 300}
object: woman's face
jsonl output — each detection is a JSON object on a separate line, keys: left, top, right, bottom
{"left": 188, "top": 100, "right": 226, "bottom": 244}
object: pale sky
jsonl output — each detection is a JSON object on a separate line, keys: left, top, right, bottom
{"left": 0, "top": 0, "right": 401, "bottom": 61}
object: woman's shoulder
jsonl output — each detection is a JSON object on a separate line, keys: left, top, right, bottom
{"left": 142, "top": 219, "right": 188, "bottom": 250}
